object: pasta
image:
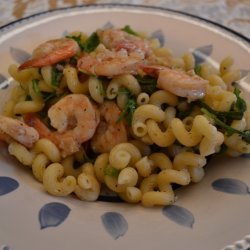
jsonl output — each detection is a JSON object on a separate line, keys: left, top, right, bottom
{"left": 1, "top": 25, "right": 249, "bottom": 207}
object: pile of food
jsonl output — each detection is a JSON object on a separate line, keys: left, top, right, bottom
{"left": 1, "top": 25, "right": 249, "bottom": 207}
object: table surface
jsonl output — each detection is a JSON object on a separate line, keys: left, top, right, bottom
{"left": 0, "top": 0, "right": 250, "bottom": 38}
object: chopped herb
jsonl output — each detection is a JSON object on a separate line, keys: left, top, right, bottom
{"left": 84, "top": 32, "right": 100, "bottom": 53}
{"left": 32, "top": 79, "right": 40, "bottom": 95}
{"left": 66, "top": 34, "right": 85, "bottom": 50}
{"left": 51, "top": 66, "right": 63, "bottom": 87}
{"left": 233, "top": 88, "right": 247, "bottom": 113}
{"left": 217, "top": 144, "right": 228, "bottom": 155}
{"left": 117, "top": 89, "right": 137, "bottom": 125}
{"left": 194, "top": 64, "right": 202, "bottom": 76}
{"left": 201, "top": 108, "right": 250, "bottom": 144}
{"left": 41, "top": 92, "right": 57, "bottom": 102}
{"left": 136, "top": 75, "right": 157, "bottom": 95}
{"left": 121, "top": 25, "right": 139, "bottom": 36}
{"left": 104, "top": 165, "right": 120, "bottom": 177}
{"left": 198, "top": 101, "right": 244, "bottom": 121}
{"left": 241, "top": 130, "right": 250, "bottom": 144}
{"left": 198, "top": 88, "right": 246, "bottom": 123}
{"left": 118, "top": 87, "right": 130, "bottom": 95}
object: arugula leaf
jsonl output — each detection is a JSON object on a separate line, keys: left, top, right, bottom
{"left": 32, "top": 79, "right": 40, "bottom": 95}
{"left": 104, "top": 165, "right": 120, "bottom": 177}
{"left": 201, "top": 108, "right": 250, "bottom": 144}
{"left": 84, "top": 32, "right": 100, "bottom": 53}
{"left": 136, "top": 75, "right": 157, "bottom": 95}
{"left": 51, "top": 66, "right": 63, "bottom": 87}
{"left": 241, "top": 130, "right": 250, "bottom": 144}
{"left": 117, "top": 89, "right": 137, "bottom": 125}
{"left": 121, "top": 25, "right": 139, "bottom": 36}
{"left": 233, "top": 88, "right": 247, "bottom": 113}
{"left": 198, "top": 101, "right": 244, "bottom": 121}
{"left": 194, "top": 64, "right": 202, "bottom": 76}
{"left": 41, "top": 92, "right": 57, "bottom": 102}
{"left": 198, "top": 88, "right": 246, "bottom": 123}
{"left": 66, "top": 34, "right": 85, "bottom": 50}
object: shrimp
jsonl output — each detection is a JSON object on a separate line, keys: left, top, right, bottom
{"left": 77, "top": 27, "right": 154, "bottom": 77}
{"left": 77, "top": 52, "right": 139, "bottom": 77}
{"left": 91, "top": 101, "right": 127, "bottom": 153}
{"left": 97, "top": 28, "right": 151, "bottom": 59}
{"left": 24, "top": 94, "right": 100, "bottom": 157}
{"left": 0, "top": 115, "right": 39, "bottom": 148}
{"left": 141, "top": 65, "right": 208, "bottom": 102}
{"left": 18, "top": 38, "right": 79, "bottom": 70}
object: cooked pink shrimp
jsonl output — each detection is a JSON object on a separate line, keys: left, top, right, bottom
{"left": 91, "top": 101, "right": 127, "bottom": 153}
{"left": 97, "top": 28, "right": 151, "bottom": 58}
{"left": 77, "top": 52, "right": 139, "bottom": 76}
{"left": 141, "top": 65, "right": 208, "bottom": 101}
{"left": 78, "top": 28, "right": 153, "bottom": 77}
{"left": 18, "top": 38, "right": 79, "bottom": 70}
{"left": 24, "top": 94, "right": 100, "bottom": 157}
{"left": 0, "top": 115, "right": 39, "bottom": 148}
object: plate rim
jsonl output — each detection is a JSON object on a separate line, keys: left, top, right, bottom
{"left": 0, "top": 3, "right": 249, "bottom": 44}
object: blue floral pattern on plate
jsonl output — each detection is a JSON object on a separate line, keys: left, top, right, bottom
{"left": 162, "top": 204, "right": 194, "bottom": 228}
{"left": 101, "top": 212, "right": 128, "bottom": 239}
{"left": 212, "top": 178, "right": 250, "bottom": 195}
{"left": 39, "top": 202, "right": 71, "bottom": 229}
{"left": 0, "top": 176, "right": 19, "bottom": 196}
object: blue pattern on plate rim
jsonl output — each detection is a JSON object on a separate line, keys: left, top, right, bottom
{"left": 101, "top": 212, "right": 128, "bottom": 239}
{"left": 0, "top": 176, "right": 19, "bottom": 196}
{"left": 10, "top": 47, "right": 31, "bottom": 64}
{"left": 0, "top": 13, "right": 249, "bottom": 250}
{"left": 0, "top": 245, "right": 10, "bottom": 250}
{"left": 38, "top": 202, "right": 71, "bottom": 229}
{"left": 162, "top": 204, "right": 195, "bottom": 228}
{"left": 212, "top": 178, "right": 250, "bottom": 195}
{"left": 0, "top": 74, "right": 9, "bottom": 90}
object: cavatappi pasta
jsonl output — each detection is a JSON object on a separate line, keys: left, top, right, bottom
{"left": 1, "top": 25, "right": 249, "bottom": 207}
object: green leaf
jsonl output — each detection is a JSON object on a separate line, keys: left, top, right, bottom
{"left": 32, "top": 79, "right": 40, "bottom": 95}
{"left": 233, "top": 88, "right": 247, "bottom": 113}
{"left": 135, "top": 75, "right": 157, "bottom": 95}
{"left": 240, "top": 130, "right": 250, "bottom": 144}
{"left": 194, "top": 64, "right": 202, "bottom": 76}
{"left": 84, "top": 32, "right": 100, "bottom": 53}
{"left": 51, "top": 66, "right": 63, "bottom": 87}
{"left": 66, "top": 34, "right": 85, "bottom": 50}
{"left": 121, "top": 25, "right": 139, "bottom": 36}
{"left": 201, "top": 108, "right": 250, "bottom": 144}
{"left": 198, "top": 100, "right": 244, "bottom": 121}
{"left": 116, "top": 90, "right": 137, "bottom": 125}
{"left": 41, "top": 92, "right": 57, "bottom": 102}
{"left": 104, "top": 165, "right": 120, "bottom": 177}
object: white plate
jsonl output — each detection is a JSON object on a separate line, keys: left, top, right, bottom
{"left": 0, "top": 4, "right": 250, "bottom": 250}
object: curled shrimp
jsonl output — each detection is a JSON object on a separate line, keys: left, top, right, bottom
{"left": 91, "top": 101, "right": 127, "bottom": 153}
{"left": 97, "top": 28, "right": 151, "bottom": 59}
{"left": 77, "top": 51, "right": 139, "bottom": 77}
{"left": 0, "top": 115, "right": 39, "bottom": 148}
{"left": 18, "top": 38, "right": 79, "bottom": 70}
{"left": 141, "top": 65, "right": 208, "bottom": 101}
{"left": 24, "top": 94, "right": 100, "bottom": 157}
{"left": 77, "top": 28, "right": 153, "bottom": 77}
